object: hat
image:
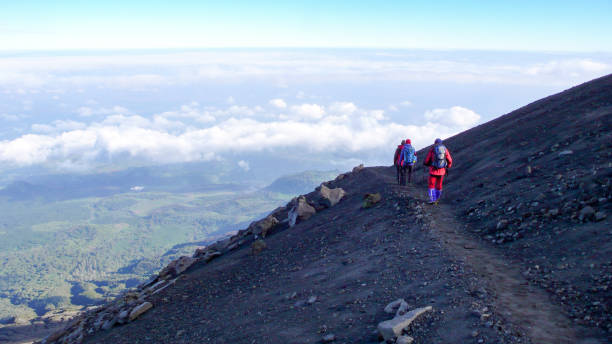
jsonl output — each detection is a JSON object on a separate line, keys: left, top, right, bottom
{"left": 434, "top": 138, "right": 442, "bottom": 144}
{"left": 405, "top": 139, "right": 411, "bottom": 144}
{"left": 401, "top": 139, "right": 406, "bottom": 144}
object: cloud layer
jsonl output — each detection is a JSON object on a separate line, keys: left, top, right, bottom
{"left": 0, "top": 100, "right": 480, "bottom": 171}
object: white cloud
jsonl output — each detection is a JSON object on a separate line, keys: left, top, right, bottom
{"left": 400, "top": 101, "right": 412, "bottom": 107}
{"left": 525, "top": 59, "right": 610, "bottom": 77}
{"left": 1, "top": 52, "right": 610, "bottom": 96}
{"left": 32, "top": 120, "right": 86, "bottom": 133}
{"left": 1, "top": 114, "right": 21, "bottom": 121}
{"left": 328, "top": 102, "right": 357, "bottom": 115}
{"left": 269, "top": 98, "right": 287, "bottom": 109}
{"left": 237, "top": 160, "right": 250, "bottom": 171}
{"left": 158, "top": 102, "right": 215, "bottom": 123}
{"left": 290, "top": 103, "right": 325, "bottom": 120}
{"left": 424, "top": 106, "right": 480, "bottom": 127}
{"left": 77, "top": 105, "right": 129, "bottom": 117}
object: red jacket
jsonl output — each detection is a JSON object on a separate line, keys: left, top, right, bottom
{"left": 424, "top": 145, "right": 453, "bottom": 176}
{"left": 393, "top": 145, "right": 403, "bottom": 165}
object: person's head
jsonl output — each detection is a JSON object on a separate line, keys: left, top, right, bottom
{"left": 401, "top": 139, "right": 406, "bottom": 145}
{"left": 405, "top": 139, "right": 411, "bottom": 144}
{"left": 434, "top": 138, "right": 442, "bottom": 145}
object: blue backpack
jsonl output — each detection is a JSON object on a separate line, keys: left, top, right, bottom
{"left": 402, "top": 144, "right": 417, "bottom": 165}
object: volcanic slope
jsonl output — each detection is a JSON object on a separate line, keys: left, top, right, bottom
{"left": 52, "top": 74, "right": 611, "bottom": 344}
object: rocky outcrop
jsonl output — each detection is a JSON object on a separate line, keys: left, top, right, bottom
{"left": 158, "top": 256, "right": 197, "bottom": 279}
{"left": 248, "top": 215, "right": 279, "bottom": 238}
{"left": 288, "top": 196, "right": 316, "bottom": 227}
{"left": 128, "top": 302, "right": 152, "bottom": 321}
{"left": 317, "top": 185, "right": 346, "bottom": 208}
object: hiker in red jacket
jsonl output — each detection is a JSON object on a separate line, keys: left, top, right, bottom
{"left": 393, "top": 140, "right": 405, "bottom": 185}
{"left": 424, "top": 138, "right": 453, "bottom": 204}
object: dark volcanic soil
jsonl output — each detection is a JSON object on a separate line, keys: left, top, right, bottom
{"left": 88, "top": 168, "right": 527, "bottom": 344}
{"left": 72, "top": 74, "right": 612, "bottom": 344}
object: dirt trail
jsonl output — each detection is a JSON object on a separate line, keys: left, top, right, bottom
{"left": 391, "top": 180, "right": 579, "bottom": 344}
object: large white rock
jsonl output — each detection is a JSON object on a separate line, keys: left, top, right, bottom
{"left": 377, "top": 306, "right": 432, "bottom": 341}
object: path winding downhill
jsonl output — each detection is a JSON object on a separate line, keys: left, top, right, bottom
{"left": 387, "top": 167, "right": 581, "bottom": 344}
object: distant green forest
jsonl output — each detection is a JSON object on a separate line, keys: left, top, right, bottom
{"left": 0, "top": 169, "right": 338, "bottom": 322}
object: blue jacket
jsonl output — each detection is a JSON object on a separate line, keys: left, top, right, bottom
{"left": 399, "top": 144, "right": 417, "bottom": 166}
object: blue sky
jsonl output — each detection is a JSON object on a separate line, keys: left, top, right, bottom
{"left": 1, "top": 1, "right": 611, "bottom": 51}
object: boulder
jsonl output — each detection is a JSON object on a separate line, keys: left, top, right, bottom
{"left": 362, "top": 193, "right": 382, "bottom": 208}
{"left": 377, "top": 305, "right": 432, "bottom": 341}
{"left": 129, "top": 302, "right": 153, "bottom": 321}
{"left": 288, "top": 196, "right": 316, "bottom": 227}
{"left": 251, "top": 240, "right": 267, "bottom": 255}
{"left": 318, "top": 185, "right": 346, "bottom": 208}
{"left": 352, "top": 164, "right": 364, "bottom": 173}
{"left": 249, "top": 215, "right": 280, "bottom": 238}
{"left": 159, "top": 256, "right": 197, "bottom": 279}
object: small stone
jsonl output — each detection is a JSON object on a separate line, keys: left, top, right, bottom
{"left": 251, "top": 239, "right": 267, "bottom": 255}
{"left": 308, "top": 296, "right": 317, "bottom": 304}
{"left": 579, "top": 206, "right": 595, "bottom": 221}
{"left": 322, "top": 333, "right": 336, "bottom": 342}
{"left": 595, "top": 211, "right": 607, "bottom": 221}
{"left": 384, "top": 299, "right": 409, "bottom": 317}
{"left": 558, "top": 150, "right": 573, "bottom": 156}
{"left": 362, "top": 193, "right": 382, "bottom": 208}
{"left": 496, "top": 220, "right": 508, "bottom": 230}
{"left": 396, "top": 335, "right": 414, "bottom": 344}
{"left": 101, "top": 317, "right": 117, "bottom": 331}
{"left": 472, "top": 330, "right": 479, "bottom": 337}
{"left": 352, "top": 164, "right": 364, "bottom": 173}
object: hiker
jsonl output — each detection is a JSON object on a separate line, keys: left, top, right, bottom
{"left": 393, "top": 140, "right": 405, "bottom": 185}
{"left": 399, "top": 139, "right": 417, "bottom": 185}
{"left": 424, "top": 138, "right": 453, "bottom": 204}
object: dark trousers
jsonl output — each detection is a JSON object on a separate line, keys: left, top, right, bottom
{"left": 395, "top": 165, "right": 402, "bottom": 185}
{"left": 399, "top": 165, "right": 413, "bottom": 185}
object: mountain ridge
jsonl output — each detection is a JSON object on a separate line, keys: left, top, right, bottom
{"left": 31, "top": 74, "right": 612, "bottom": 343}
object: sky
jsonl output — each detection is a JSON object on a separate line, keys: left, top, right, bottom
{"left": 1, "top": 1, "right": 612, "bottom": 52}
{"left": 0, "top": 2, "right": 611, "bottom": 181}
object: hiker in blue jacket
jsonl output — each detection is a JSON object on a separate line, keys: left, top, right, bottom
{"left": 398, "top": 139, "right": 417, "bottom": 185}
